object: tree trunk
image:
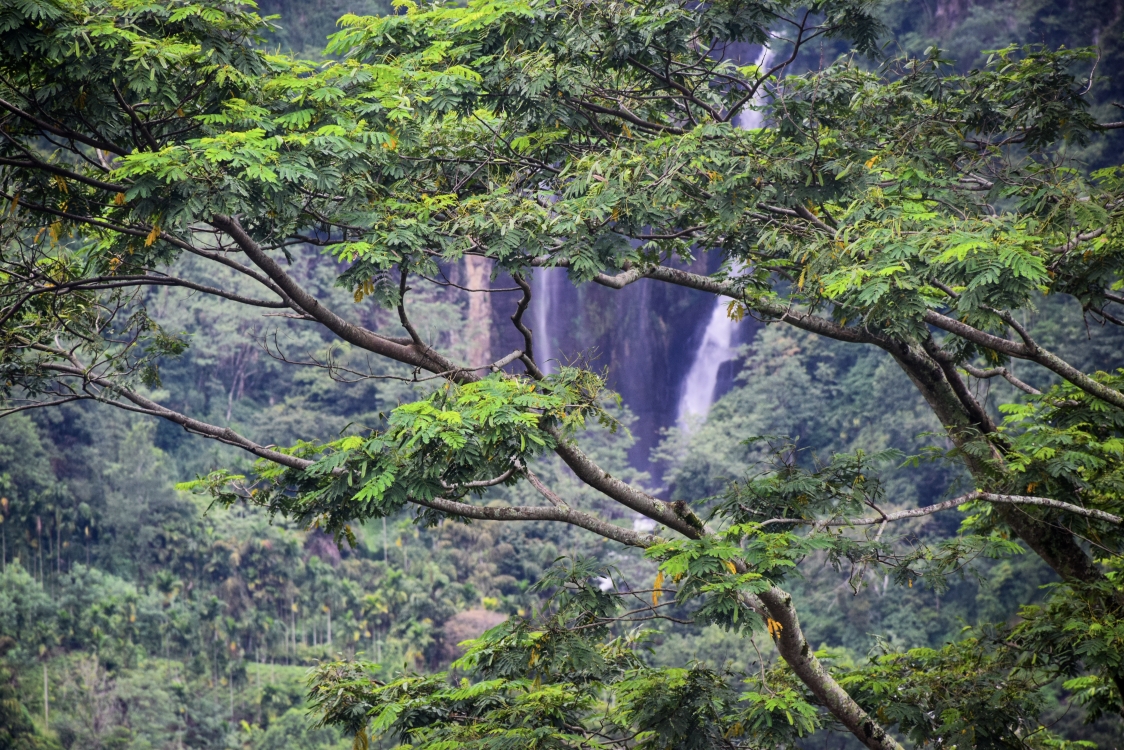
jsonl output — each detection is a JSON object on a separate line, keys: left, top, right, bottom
{"left": 889, "top": 339, "right": 1124, "bottom": 708}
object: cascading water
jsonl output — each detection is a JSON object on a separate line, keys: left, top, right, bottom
{"left": 675, "top": 301, "right": 739, "bottom": 427}
{"left": 532, "top": 267, "right": 565, "bottom": 374}
{"left": 676, "top": 47, "right": 772, "bottom": 430}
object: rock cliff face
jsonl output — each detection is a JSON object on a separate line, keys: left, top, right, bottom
{"left": 484, "top": 254, "right": 754, "bottom": 476}
{"left": 462, "top": 256, "right": 494, "bottom": 370}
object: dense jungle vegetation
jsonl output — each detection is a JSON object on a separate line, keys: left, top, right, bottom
{"left": 1, "top": 0, "right": 1123, "bottom": 749}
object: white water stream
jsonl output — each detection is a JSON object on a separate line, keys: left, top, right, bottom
{"left": 675, "top": 48, "right": 772, "bottom": 430}
{"left": 676, "top": 300, "right": 740, "bottom": 427}
{"left": 531, "top": 266, "right": 565, "bottom": 374}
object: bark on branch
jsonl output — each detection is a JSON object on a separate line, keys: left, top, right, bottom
{"left": 410, "top": 496, "right": 660, "bottom": 548}
{"left": 962, "top": 363, "right": 1041, "bottom": 395}
{"left": 40, "top": 363, "right": 312, "bottom": 470}
{"left": 763, "top": 491, "right": 1123, "bottom": 527}
{"left": 211, "top": 215, "right": 458, "bottom": 377}
{"left": 924, "top": 310, "right": 1124, "bottom": 409}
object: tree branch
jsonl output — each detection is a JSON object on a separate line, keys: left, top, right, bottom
{"left": 0, "top": 97, "right": 126, "bottom": 155}
{"left": 211, "top": 215, "right": 459, "bottom": 378}
{"left": 15, "top": 274, "right": 288, "bottom": 310}
{"left": 962, "top": 363, "right": 1041, "bottom": 395}
{"left": 537, "top": 258, "right": 884, "bottom": 348}
{"left": 755, "top": 585, "right": 905, "bottom": 750}
{"left": 439, "top": 468, "right": 516, "bottom": 491}
{"left": 411, "top": 495, "right": 660, "bottom": 548}
{"left": 763, "top": 491, "right": 1123, "bottom": 527}
{"left": 625, "top": 56, "right": 721, "bottom": 122}
{"left": 38, "top": 363, "right": 312, "bottom": 470}
{"left": 549, "top": 430, "right": 706, "bottom": 539}
{"left": 0, "top": 155, "right": 129, "bottom": 194}
{"left": 510, "top": 274, "right": 545, "bottom": 379}
{"left": 924, "top": 310, "right": 1124, "bottom": 409}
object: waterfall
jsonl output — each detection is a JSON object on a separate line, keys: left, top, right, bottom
{"left": 733, "top": 47, "right": 774, "bottom": 133}
{"left": 675, "top": 48, "right": 772, "bottom": 429}
{"left": 532, "top": 267, "right": 564, "bottom": 374}
{"left": 676, "top": 301, "right": 739, "bottom": 427}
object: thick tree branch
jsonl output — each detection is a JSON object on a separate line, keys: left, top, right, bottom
{"left": 537, "top": 258, "right": 885, "bottom": 347}
{"left": 412, "top": 495, "right": 660, "bottom": 548}
{"left": 887, "top": 342, "right": 1112, "bottom": 590}
{"left": 756, "top": 584, "right": 905, "bottom": 750}
{"left": 923, "top": 310, "right": 1028, "bottom": 357}
{"left": 548, "top": 430, "right": 706, "bottom": 539}
{"left": 924, "top": 310, "right": 1124, "bottom": 409}
{"left": 962, "top": 363, "right": 1041, "bottom": 395}
{"left": 38, "top": 363, "right": 312, "bottom": 470}
{"left": 211, "top": 215, "right": 457, "bottom": 377}
{"left": 922, "top": 337, "right": 997, "bottom": 431}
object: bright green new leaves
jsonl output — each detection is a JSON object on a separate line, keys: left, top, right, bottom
{"left": 988, "top": 373, "right": 1124, "bottom": 554}
{"left": 2, "top": 0, "right": 1120, "bottom": 374}
{"left": 837, "top": 629, "right": 1076, "bottom": 750}
{"left": 647, "top": 530, "right": 785, "bottom": 634}
{"left": 763, "top": 46, "right": 1121, "bottom": 342}
{"left": 645, "top": 510, "right": 850, "bottom": 637}
{"left": 4, "top": 0, "right": 1118, "bottom": 399}
{"left": 195, "top": 371, "right": 609, "bottom": 537}
{"left": 816, "top": 212, "right": 1050, "bottom": 336}
{"left": 308, "top": 557, "right": 818, "bottom": 750}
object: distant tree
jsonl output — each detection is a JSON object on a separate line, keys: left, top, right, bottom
{"left": 2, "top": 0, "right": 1123, "bottom": 747}
{"left": 0, "top": 637, "right": 59, "bottom": 750}
{"left": 0, "top": 564, "right": 58, "bottom": 750}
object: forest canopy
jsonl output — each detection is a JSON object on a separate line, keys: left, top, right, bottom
{"left": 1, "top": 0, "right": 1124, "bottom": 748}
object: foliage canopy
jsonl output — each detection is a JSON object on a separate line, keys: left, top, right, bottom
{"left": 2, "top": 0, "right": 1124, "bottom": 747}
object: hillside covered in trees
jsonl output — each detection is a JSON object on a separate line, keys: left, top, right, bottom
{"left": 2, "top": 0, "right": 1123, "bottom": 749}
